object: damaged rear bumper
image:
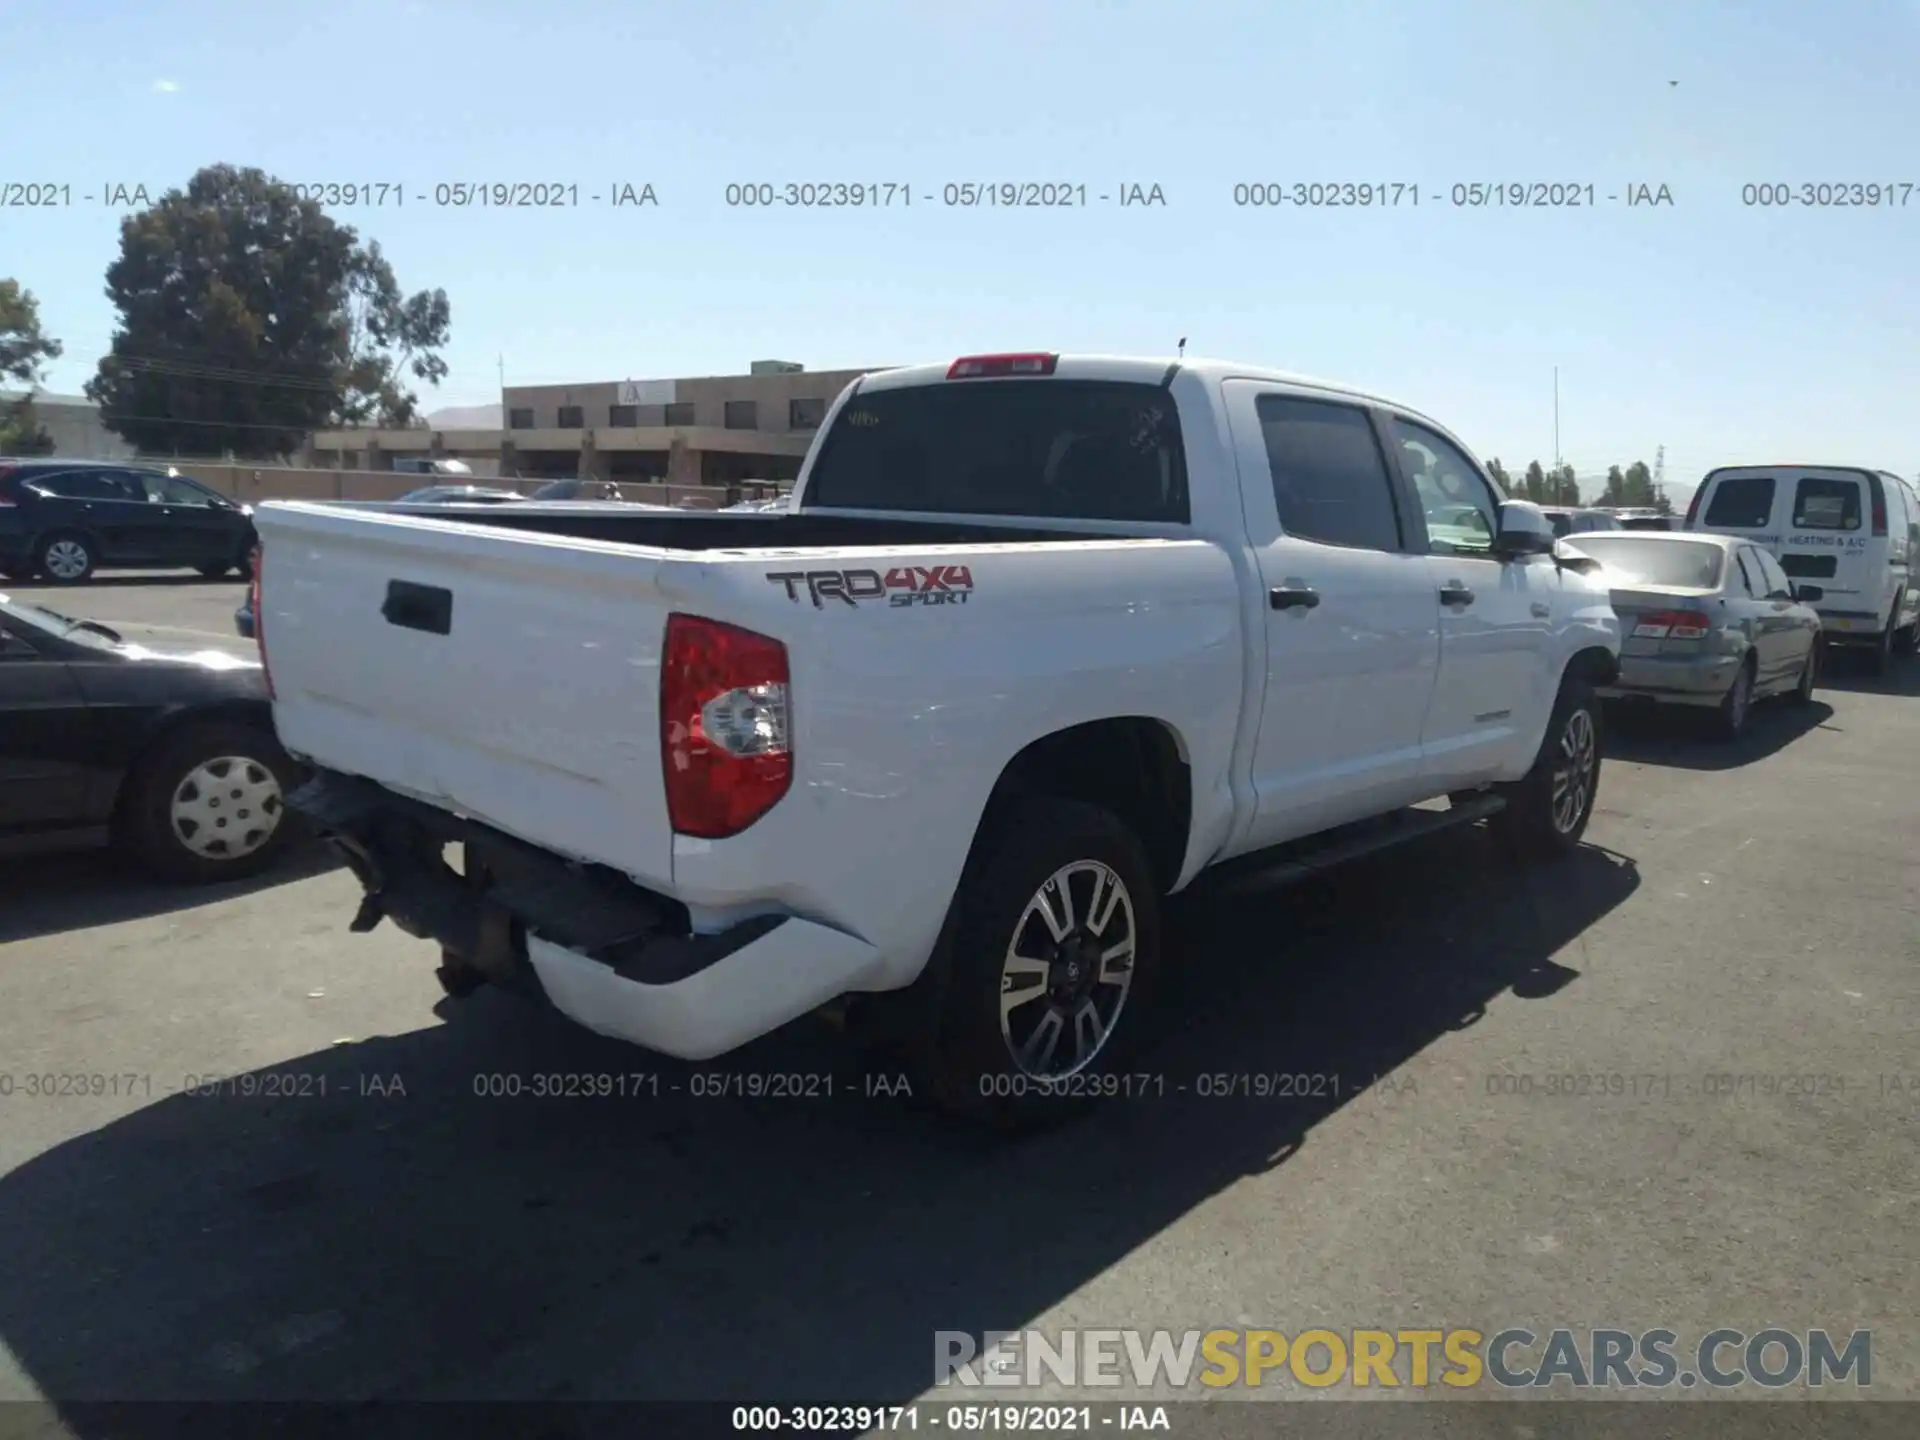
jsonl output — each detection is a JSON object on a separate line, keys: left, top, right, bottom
{"left": 288, "top": 769, "right": 882, "bottom": 1060}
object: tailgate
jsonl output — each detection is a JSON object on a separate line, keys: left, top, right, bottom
{"left": 254, "top": 502, "right": 677, "bottom": 887}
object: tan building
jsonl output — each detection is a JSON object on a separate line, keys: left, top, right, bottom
{"left": 310, "top": 360, "right": 886, "bottom": 488}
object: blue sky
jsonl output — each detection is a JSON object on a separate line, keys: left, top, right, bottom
{"left": 8, "top": 0, "right": 1919, "bottom": 499}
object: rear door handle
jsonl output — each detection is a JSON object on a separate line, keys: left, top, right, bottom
{"left": 1440, "top": 583, "right": 1475, "bottom": 607}
{"left": 1270, "top": 585, "right": 1321, "bottom": 611}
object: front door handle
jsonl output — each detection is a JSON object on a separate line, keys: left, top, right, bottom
{"left": 1270, "top": 585, "right": 1321, "bottom": 611}
{"left": 1440, "top": 583, "right": 1475, "bottom": 607}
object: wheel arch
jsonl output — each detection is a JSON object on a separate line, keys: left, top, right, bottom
{"left": 109, "top": 702, "right": 282, "bottom": 832}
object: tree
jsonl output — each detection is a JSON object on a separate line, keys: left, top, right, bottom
{"left": 1548, "top": 463, "right": 1581, "bottom": 506}
{"left": 1622, "top": 460, "right": 1656, "bottom": 507}
{"left": 1522, "top": 460, "right": 1548, "bottom": 504}
{"left": 1601, "top": 465, "right": 1627, "bottom": 507}
{"left": 86, "top": 165, "right": 450, "bottom": 458}
{"left": 0, "top": 279, "right": 63, "bottom": 454}
{"left": 1486, "top": 458, "right": 1513, "bottom": 496}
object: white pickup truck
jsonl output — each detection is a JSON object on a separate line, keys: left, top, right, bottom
{"left": 255, "top": 353, "right": 1621, "bottom": 1122}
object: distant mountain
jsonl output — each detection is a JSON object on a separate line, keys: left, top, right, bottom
{"left": 425, "top": 403, "right": 503, "bottom": 429}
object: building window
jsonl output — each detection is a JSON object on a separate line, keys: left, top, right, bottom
{"left": 508, "top": 408, "right": 534, "bottom": 430}
{"left": 556, "top": 405, "right": 585, "bottom": 429}
{"left": 724, "top": 400, "right": 758, "bottom": 430}
{"left": 609, "top": 404, "right": 638, "bottom": 427}
{"left": 664, "top": 402, "right": 696, "bottom": 426}
{"left": 789, "top": 397, "right": 826, "bottom": 430}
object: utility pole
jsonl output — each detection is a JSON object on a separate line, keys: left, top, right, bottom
{"left": 1653, "top": 445, "right": 1666, "bottom": 507}
{"left": 497, "top": 354, "right": 505, "bottom": 394}
{"left": 1553, "top": 367, "right": 1561, "bottom": 471}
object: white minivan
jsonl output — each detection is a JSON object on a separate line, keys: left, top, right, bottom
{"left": 1685, "top": 465, "right": 1920, "bottom": 672}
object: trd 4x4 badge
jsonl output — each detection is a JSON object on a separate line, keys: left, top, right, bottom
{"left": 767, "top": 565, "right": 976, "bottom": 609}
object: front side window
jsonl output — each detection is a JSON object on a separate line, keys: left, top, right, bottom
{"left": 1390, "top": 417, "right": 1496, "bottom": 555}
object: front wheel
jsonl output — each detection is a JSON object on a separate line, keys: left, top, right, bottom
{"left": 924, "top": 797, "right": 1163, "bottom": 1128}
{"left": 1489, "top": 677, "right": 1602, "bottom": 860}
{"left": 119, "top": 721, "right": 300, "bottom": 884}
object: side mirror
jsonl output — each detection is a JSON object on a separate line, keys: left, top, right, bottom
{"left": 1490, "top": 501, "right": 1558, "bottom": 559}
{"left": 1792, "top": 584, "right": 1824, "bottom": 603}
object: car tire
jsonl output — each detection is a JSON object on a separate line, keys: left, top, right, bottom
{"left": 1868, "top": 620, "right": 1896, "bottom": 676}
{"left": 35, "top": 531, "right": 97, "bottom": 585}
{"left": 1898, "top": 621, "right": 1920, "bottom": 656}
{"left": 1715, "top": 657, "right": 1757, "bottom": 741}
{"left": 119, "top": 721, "right": 300, "bottom": 884}
{"left": 196, "top": 560, "right": 235, "bottom": 579}
{"left": 1789, "top": 640, "right": 1820, "bottom": 705}
{"left": 1489, "top": 674, "right": 1602, "bottom": 861}
{"left": 922, "top": 797, "right": 1163, "bottom": 1129}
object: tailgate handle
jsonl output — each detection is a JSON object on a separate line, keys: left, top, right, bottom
{"left": 381, "top": 580, "right": 453, "bottom": 636}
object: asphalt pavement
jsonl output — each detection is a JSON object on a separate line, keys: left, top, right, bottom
{"left": 0, "top": 574, "right": 1914, "bottom": 1431}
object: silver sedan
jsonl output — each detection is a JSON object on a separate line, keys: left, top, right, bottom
{"left": 1566, "top": 531, "right": 1823, "bottom": 740}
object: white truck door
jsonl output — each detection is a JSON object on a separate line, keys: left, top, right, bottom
{"left": 1380, "top": 414, "right": 1556, "bottom": 791}
{"left": 1221, "top": 381, "right": 1442, "bottom": 850}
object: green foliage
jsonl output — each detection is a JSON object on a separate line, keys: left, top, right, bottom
{"left": 85, "top": 165, "right": 450, "bottom": 458}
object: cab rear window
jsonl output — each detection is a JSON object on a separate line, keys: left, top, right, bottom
{"left": 1702, "top": 476, "right": 1775, "bottom": 528}
{"left": 804, "top": 379, "right": 1189, "bottom": 523}
{"left": 1792, "top": 478, "right": 1862, "bottom": 531}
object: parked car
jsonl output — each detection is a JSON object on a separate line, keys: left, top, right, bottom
{"left": 392, "top": 458, "right": 475, "bottom": 477}
{"left": 0, "top": 590, "right": 300, "bottom": 880}
{"left": 1567, "top": 531, "right": 1822, "bottom": 739}
{"left": 254, "top": 351, "right": 1621, "bottom": 1125}
{"left": 0, "top": 460, "right": 258, "bottom": 585}
{"left": 1609, "top": 508, "right": 1679, "bottom": 531}
{"left": 393, "top": 485, "right": 526, "bottom": 505}
{"left": 1685, "top": 465, "right": 1920, "bottom": 673}
{"left": 1540, "top": 507, "right": 1623, "bottom": 539}
{"left": 528, "top": 478, "right": 623, "bottom": 501}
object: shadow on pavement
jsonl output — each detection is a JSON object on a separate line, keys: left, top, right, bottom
{"left": 1813, "top": 647, "right": 1920, "bottom": 697}
{"left": 0, "top": 830, "right": 1639, "bottom": 1424}
{"left": 1603, "top": 696, "right": 1835, "bottom": 771}
{"left": 0, "top": 842, "right": 340, "bottom": 945}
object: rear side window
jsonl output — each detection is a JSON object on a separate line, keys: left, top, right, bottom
{"left": 804, "top": 379, "right": 1189, "bottom": 522}
{"left": 1702, "top": 476, "right": 1776, "bottom": 528}
{"left": 1258, "top": 397, "right": 1402, "bottom": 551}
{"left": 30, "top": 471, "right": 138, "bottom": 501}
{"left": 1792, "top": 477, "right": 1862, "bottom": 531}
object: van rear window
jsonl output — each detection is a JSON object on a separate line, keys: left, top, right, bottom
{"left": 804, "top": 379, "right": 1189, "bottom": 523}
{"left": 1792, "top": 478, "right": 1862, "bottom": 531}
{"left": 1702, "top": 476, "right": 1775, "bottom": 528}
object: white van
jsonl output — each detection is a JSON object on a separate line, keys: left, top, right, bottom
{"left": 1685, "top": 465, "right": 1920, "bottom": 672}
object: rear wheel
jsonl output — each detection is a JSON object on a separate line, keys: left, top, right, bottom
{"left": 1868, "top": 619, "right": 1896, "bottom": 676}
{"left": 923, "top": 797, "right": 1163, "bottom": 1129}
{"left": 1715, "top": 658, "right": 1756, "bottom": 740}
{"left": 36, "top": 532, "right": 96, "bottom": 585}
{"left": 1789, "top": 639, "right": 1820, "bottom": 705}
{"left": 1489, "top": 675, "right": 1601, "bottom": 860}
{"left": 119, "top": 721, "right": 299, "bottom": 884}
{"left": 196, "top": 560, "right": 235, "bottom": 579}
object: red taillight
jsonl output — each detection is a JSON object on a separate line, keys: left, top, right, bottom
{"left": 251, "top": 546, "right": 273, "bottom": 698}
{"left": 660, "top": 613, "right": 792, "bottom": 838}
{"left": 1632, "top": 609, "right": 1712, "bottom": 641}
{"left": 947, "top": 352, "right": 1058, "bottom": 380}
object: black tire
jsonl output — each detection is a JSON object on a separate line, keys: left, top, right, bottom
{"left": 1788, "top": 639, "right": 1820, "bottom": 705}
{"left": 1714, "top": 657, "right": 1757, "bottom": 741}
{"left": 921, "top": 797, "right": 1163, "bottom": 1129}
{"left": 1489, "top": 675, "right": 1602, "bottom": 861}
{"left": 196, "top": 560, "right": 235, "bottom": 579}
{"left": 1898, "top": 620, "right": 1920, "bottom": 656}
{"left": 35, "top": 531, "right": 96, "bottom": 585}
{"left": 1868, "top": 608, "right": 1898, "bottom": 676}
{"left": 118, "top": 720, "right": 300, "bottom": 884}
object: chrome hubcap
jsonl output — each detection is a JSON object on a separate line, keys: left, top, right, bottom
{"left": 44, "top": 541, "right": 89, "bottom": 579}
{"left": 998, "top": 861, "right": 1136, "bottom": 1078}
{"left": 169, "top": 756, "right": 283, "bottom": 860}
{"left": 1549, "top": 708, "right": 1597, "bottom": 835}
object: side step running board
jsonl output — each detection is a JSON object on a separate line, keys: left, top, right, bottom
{"left": 1194, "top": 793, "right": 1507, "bottom": 899}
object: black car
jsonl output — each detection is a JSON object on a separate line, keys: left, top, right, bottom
{"left": 0, "top": 591, "right": 299, "bottom": 882}
{"left": 0, "top": 460, "right": 258, "bottom": 585}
